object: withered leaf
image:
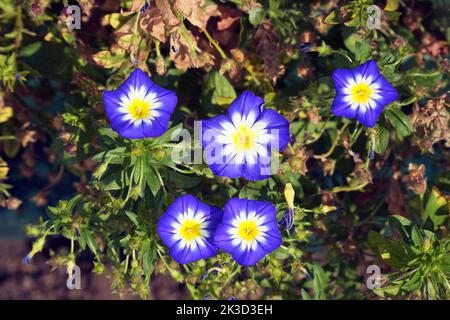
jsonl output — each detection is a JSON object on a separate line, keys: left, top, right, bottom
{"left": 120, "top": 0, "right": 145, "bottom": 16}
{"left": 215, "top": 6, "right": 242, "bottom": 31}
{"left": 169, "top": 32, "right": 191, "bottom": 70}
{"left": 174, "top": 0, "right": 210, "bottom": 30}
{"left": 140, "top": 5, "right": 166, "bottom": 43}
{"left": 156, "top": 0, "right": 181, "bottom": 32}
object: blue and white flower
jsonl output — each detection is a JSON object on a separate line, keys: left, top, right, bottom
{"left": 214, "top": 198, "right": 282, "bottom": 266}
{"left": 331, "top": 60, "right": 398, "bottom": 127}
{"left": 157, "top": 195, "right": 222, "bottom": 264}
{"left": 103, "top": 68, "right": 177, "bottom": 139}
{"left": 202, "top": 91, "right": 290, "bottom": 180}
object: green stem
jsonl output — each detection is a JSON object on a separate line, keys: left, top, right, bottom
{"left": 395, "top": 96, "right": 417, "bottom": 107}
{"left": 203, "top": 29, "right": 227, "bottom": 59}
{"left": 0, "top": 136, "right": 16, "bottom": 141}
{"left": 332, "top": 182, "right": 369, "bottom": 193}
{"left": 124, "top": 254, "right": 130, "bottom": 274}
{"left": 122, "top": 164, "right": 137, "bottom": 205}
{"left": 224, "top": 265, "right": 240, "bottom": 287}
{"left": 333, "top": 50, "right": 353, "bottom": 64}
{"left": 314, "top": 123, "right": 349, "bottom": 159}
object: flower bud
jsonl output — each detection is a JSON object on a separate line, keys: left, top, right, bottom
{"left": 66, "top": 259, "right": 76, "bottom": 275}
{"left": 284, "top": 183, "right": 295, "bottom": 210}
{"left": 93, "top": 161, "right": 109, "bottom": 179}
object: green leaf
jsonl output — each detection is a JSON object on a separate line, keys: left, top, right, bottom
{"left": 311, "top": 264, "right": 329, "bottom": 300}
{"left": 424, "top": 188, "right": 449, "bottom": 229}
{"left": 77, "top": 228, "right": 87, "bottom": 250}
{"left": 355, "top": 38, "right": 371, "bottom": 63}
{"left": 385, "top": 108, "right": 413, "bottom": 140}
{"left": 272, "top": 246, "right": 290, "bottom": 260}
{"left": 368, "top": 231, "right": 417, "bottom": 269}
{"left": 79, "top": 228, "right": 99, "bottom": 255}
{"left": 120, "top": 234, "right": 131, "bottom": 246}
{"left": 66, "top": 194, "right": 82, "bottom": 214}
{"left": 140, "top": 239, "right": 156, "bottom": 275}
{"left": 125, "top": 211, "right": 140, "bottom": 227}
{"left": 374, "top": 124, "right": 389, "bottom": 154}
{"left": 204, "top": 70, "right": 236, "bottom": 106}
{"left": 323, "top": 9, "right": 340, "bottom": 24}
{"left": 100, "top": 171, "right": 125, "bottom": 191}
{"left": 149, "top": 123, "right": 182, "bottom": 146}
{"left": 92, "top": 50, "right": 125, "bottom": 69}
{"left": 92, "top": 147, "right": 127, "bottom": 164}
{"left": 145, "top": 166, "right": 161, "bottom": 196}
{"left": 249, "top": 8, "right": 265, "bottom": 26}
{"left": 167, "top": 171, "right": 202, "bottom": 189}
{"left": 388, "top": 215, "right": 423, "bottom": 248}
{"left": 373, "top": 283, "right": 402, "bottom": 297}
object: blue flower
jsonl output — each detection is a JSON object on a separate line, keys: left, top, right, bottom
{"left": 103, "top": 68, "right": 177, "bottom": 139}
{"left": 201, "top": 91, "right": 290, "bottom": 180}
{"left": 157, "top": 195, "right": 222, "bottom": 264}
{"left": 278, "top": 208, "right": 294, "bottom": 231}
{"left": 22, "top": 254, "right": 32, "bottom": 265}
{"left": 140, "top": 1, "right": 150, "bottom": 13}
{"left": 331, "top": 60, "right": 398, "bottom": 128}
{"left": 299, "top": 42, "right": 313, "bottom": 53}
{"left": 214, "top": 198, "right": 283, "bottom": 266}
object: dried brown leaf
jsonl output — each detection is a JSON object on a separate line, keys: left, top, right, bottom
{"left": 140, "top": 5, "right": 166, "bottom": 43}
{"left": 403, "top": 163, "right": 427, "bottom": 195}
{"left": 120, "top": 0, "right": 145, "bottom": 16}
{"left": 156, "top": 0, "right": 181, "bottom": 33}
{"left": 174, "top": 0, "right": 210, "bottom": 30}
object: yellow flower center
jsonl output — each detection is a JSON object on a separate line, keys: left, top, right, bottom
{"left": 350, "top": 83, "right": 373, "bottom": 104}
{"left": 237, "top": 221, "right": 259, "bottom": 241}
{"left": 232, "top": 125, "right": 256, "bottom": 151}
{"left": 179, "top": 219, "right": 202, "bottom": 241}
{"left": 129, "top": 99, "right": 151, "bottom": 120}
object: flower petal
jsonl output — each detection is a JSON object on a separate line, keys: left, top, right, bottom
{"left": 214, "top": 198, "right": 282, "bottom": 266}
{"left": 331, "top": 94, "right": 357, "bottom": 119}
{"left": 227, "top": 90, "right": 264, "bottom": 127}
{"left": 255, "top": 109, "right": 290, "bottom": 151}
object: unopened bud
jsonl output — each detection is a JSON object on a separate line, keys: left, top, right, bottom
{"left": 284, "top": 183, "right": 295, "bottom": 210}
{"left": 93, "top": 161, "right": 109, "bottom": 179}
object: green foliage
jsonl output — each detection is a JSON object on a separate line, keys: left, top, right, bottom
{"left": 0, "top": 0, "right": 448, "bottom": 300}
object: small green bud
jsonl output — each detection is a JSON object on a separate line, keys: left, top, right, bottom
{"left": 422, "top": 238, "right": 432, "bottom": 252}
{"left": 93, "top": 161, "right": 109, "bottom": 179}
